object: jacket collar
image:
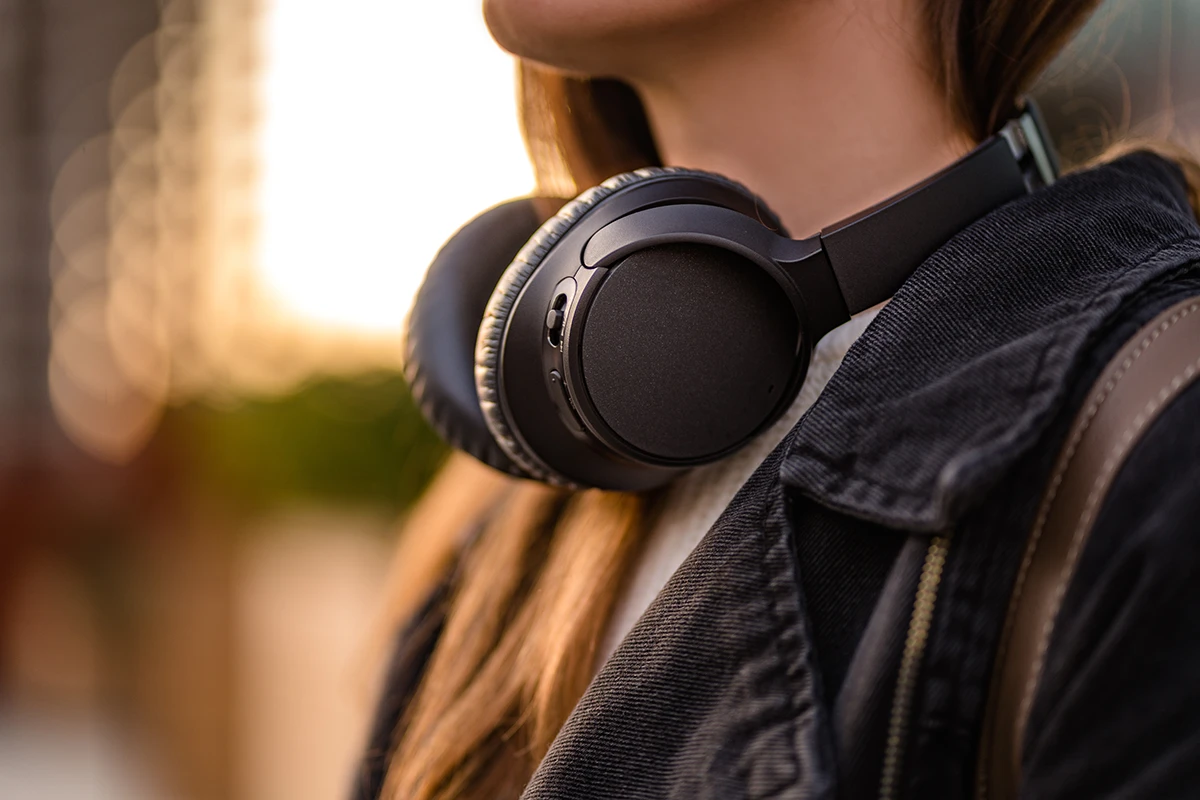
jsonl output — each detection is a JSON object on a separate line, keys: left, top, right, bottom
{"left": 781, "top": 152, "right": 1200, "bottom": 532}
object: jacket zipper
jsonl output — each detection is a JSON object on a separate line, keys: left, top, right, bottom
{"left": 879, "top": 535, "right": 951, "bottom": 800}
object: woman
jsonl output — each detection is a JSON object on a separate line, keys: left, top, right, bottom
{"left": 357, "top": 0, "right": 1200, "bottom": 798}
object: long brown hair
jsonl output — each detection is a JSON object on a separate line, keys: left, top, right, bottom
{"left": 383, "top": 3, "right": 1200, "bottom": 798}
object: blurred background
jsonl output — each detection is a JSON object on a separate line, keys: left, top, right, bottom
{"left": 0, "top": 1, "right": 1196, "bottom": 799}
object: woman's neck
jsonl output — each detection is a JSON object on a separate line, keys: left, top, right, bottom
{"left": 625, "top": 0, "right": 973, "bottom": 238}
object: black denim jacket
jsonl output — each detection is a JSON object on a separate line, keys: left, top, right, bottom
{"left": 356, "top": 152, "right": 1200, "bottom": 800}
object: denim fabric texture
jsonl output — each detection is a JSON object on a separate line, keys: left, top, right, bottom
{"left": 356, "top": 152, "right": 1200, "bottom": 800}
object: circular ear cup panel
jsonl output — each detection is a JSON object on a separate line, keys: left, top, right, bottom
{"left": 580, "top": 243, "right": 800, "bottom": 462}
{"left": 476, "top": 166, "right": 785, "bottom": 485}
{"left": 404, "top": 198, "right": 544, "bottom": 478}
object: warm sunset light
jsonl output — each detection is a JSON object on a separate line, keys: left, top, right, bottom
{"left": 47, "top": 2, "right": 539, "bottom": 463}
{"left": 256, "top": 2, "right": 535, "bottom": 335}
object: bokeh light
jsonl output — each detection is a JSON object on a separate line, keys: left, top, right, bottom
{"left": 46, "top": 1, "right": 534, "bottom": 463}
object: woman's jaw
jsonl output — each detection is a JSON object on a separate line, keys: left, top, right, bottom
{"left": 486, "top": 0, "right": 974, "bottom": 239}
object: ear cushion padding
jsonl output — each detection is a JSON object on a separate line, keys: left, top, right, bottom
{"left": 404, "top": 198, "right": 545, "bottom": 478}
{"left": 474, "top": 167, "right": 777, "bottom": 484}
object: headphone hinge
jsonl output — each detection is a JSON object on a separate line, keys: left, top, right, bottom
{"left": 1002, "top": 99, "right": 1060, "bottom": 192}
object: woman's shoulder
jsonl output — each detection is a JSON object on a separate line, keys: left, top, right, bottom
{"left": 1055, "top": 257, "right": 1200, "bottom": 547}
{"left": 779, "top": 150, "right": 1200, "bottom": 533}
{"left": 1020, "top": 278, "right": 1200, "bottom": 798}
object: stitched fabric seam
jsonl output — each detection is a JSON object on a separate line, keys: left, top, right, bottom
{"left": 1014, "top": 349, "right": 1200, "bottom": 740}
{"left": 741, "top": 480, "right": 805, "bottom": 800}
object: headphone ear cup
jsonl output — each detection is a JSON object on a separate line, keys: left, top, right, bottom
{"left": 475, "top": 166, "right": 786, "bottom": 485}
{"left": 405, "top": 198, "right": 545, "bottom": 478}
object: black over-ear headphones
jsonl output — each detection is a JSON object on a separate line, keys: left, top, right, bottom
{"left": 405, "top": 102, "right": 1059, "bottom": 491}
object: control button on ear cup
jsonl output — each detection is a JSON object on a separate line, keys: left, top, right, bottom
{"left": 578, "top": 243, "right": 800, "bottom": 462}
{"left": 545, "top": 307, "right": 565, "bottom": 339}
{"left": 404, "top": 198, "right": 544, "bottom": 478}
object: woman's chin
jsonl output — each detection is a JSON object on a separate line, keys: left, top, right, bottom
{"left": 483, "top": 0, "right": 748, "bottom": 76}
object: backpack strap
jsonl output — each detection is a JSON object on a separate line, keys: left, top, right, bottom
{"left": 977, "top": 295, "right": 1200, "bottom": 800}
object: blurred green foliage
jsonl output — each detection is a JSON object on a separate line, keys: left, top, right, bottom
{"left": 178, "top": 372, "right": 448, "bottom": 516}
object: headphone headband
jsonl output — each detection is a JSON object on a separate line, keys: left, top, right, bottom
{"left": 406, "top": 102, "right": 1058, "bottom": 490}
